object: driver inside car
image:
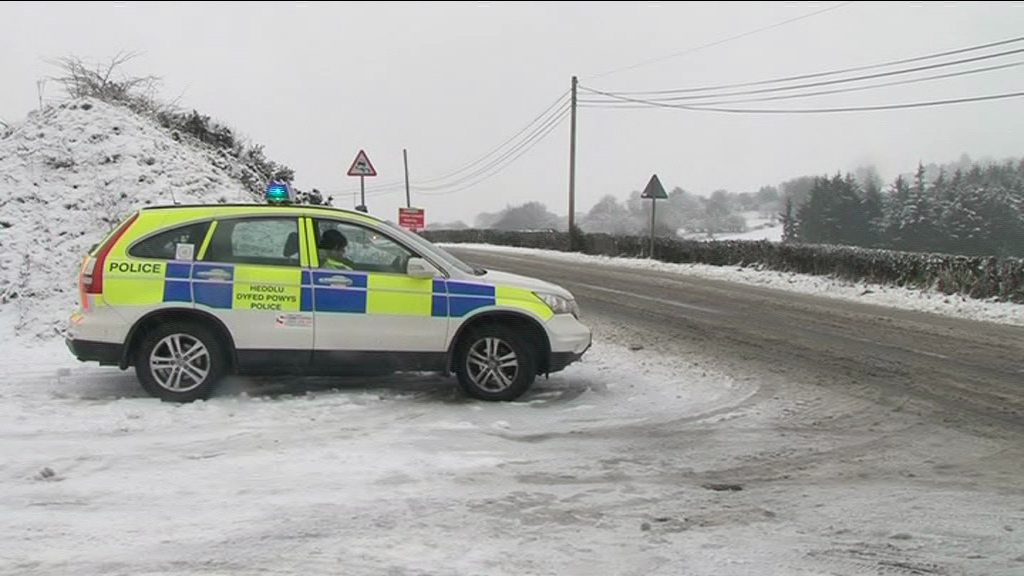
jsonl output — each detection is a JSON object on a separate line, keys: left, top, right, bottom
{"left": 319, "top": 229, "right": 356, "bottom": 269}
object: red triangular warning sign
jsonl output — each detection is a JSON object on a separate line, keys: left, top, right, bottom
{"left": 347, "top": 149, "right": 377, "bottom": 177}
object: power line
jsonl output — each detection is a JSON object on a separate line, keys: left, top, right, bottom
{"left": 585, "top": 46, "right": 1024, "bottom": 104}
{"left": 586, "top": 1, "right": 856, "bottom": 80}
{"left": 580, "top": 60, "right": 1024, "bottom": 108}
{"left": 341, "top": 99, "right": 570, "bottom": 201}
{"left": 581, "top": 88, "right": 1024, "bottom": 114}
{"left": 413, "top": 114, "right": 569, "bottom": 195}
{"left": 415, "top": 106, "right": 570, "bottom": 196}
{"left": 415, "top": 91, "right": 569, "bottom": 186}
{"left": 411, "top": 123, "right": 566, "bottom": 198}
{"left": 413, "top": 99, "right": 570, "bottom": 191}
{"left": 414, "top": 107, "right": 570, "bottom": 197}
{"left": 323, "top": 91, "right": 569, "bottom": 198}
{"left": 602, "top": 34, "right": 1024, "bottom": 95}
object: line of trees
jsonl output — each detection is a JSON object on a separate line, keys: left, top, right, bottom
{"left": 785, "top": 157, "right": 1024, "bottom": 257}
{"left": 449, "top": 186, "right": 781, "bottom": 238}
{"left": 444, "top": 155, "right": 1022, "bottom": 258}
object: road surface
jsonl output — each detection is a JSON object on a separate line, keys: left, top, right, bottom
{"left": 449, "top": 246, "right": 1024, "bottom": 437}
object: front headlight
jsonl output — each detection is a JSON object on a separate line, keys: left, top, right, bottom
{"left": 535, "top": 292, "right": 580, "bottom": 319}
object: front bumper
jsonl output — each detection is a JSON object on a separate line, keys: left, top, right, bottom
{"left": 546, "top": 314, "right": 592, "bottom": 351}
{"left": 545, "top": 314, "right": 593, "bottom": 373}
{"left": 548, "top": 346, "right": 590, "bottom": 373}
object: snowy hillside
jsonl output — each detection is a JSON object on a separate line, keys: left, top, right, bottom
{"left": 0, "top": 98, "right": 260, "bottom": 341}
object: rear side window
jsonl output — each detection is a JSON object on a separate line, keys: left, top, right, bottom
{"left": 202, "top": 217, "right": 300, "bottom": 267}
{"left": 128, "top": 221, "right": 211, "bottom": 261}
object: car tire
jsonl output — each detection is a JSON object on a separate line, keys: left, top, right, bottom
{"left": 454, "top": 324, "right": 537, "bottom": 401}
{"left": 135, "top": 321, "right": 227, "bottom": 403}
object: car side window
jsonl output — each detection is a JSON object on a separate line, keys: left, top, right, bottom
{"left": 313, "top": 219, "right": 415, "bottom": 273}
{"left": 202, "top": 217, "right": 300, "bottom": 267}
{"left": 128, "top": 221, "right": 211, "bottom": 260}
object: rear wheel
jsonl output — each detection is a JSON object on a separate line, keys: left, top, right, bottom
{"left": 135, "top": 322, "right": 227, "bottom": 403}
{"left": 454, "top": 324, "right": 537, "bottom": 401}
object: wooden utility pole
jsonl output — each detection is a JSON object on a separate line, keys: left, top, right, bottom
{"left": 568, "top": 75, "right": 578, "bottom": 250}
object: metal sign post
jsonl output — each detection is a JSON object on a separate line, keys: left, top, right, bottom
{"left": 403, "top": 148, "right": 411, "bottom": 208}
{"left": 640, "top": 174, "right": 668, "bottom": 259}
{"left": 347, "top": 149, "right": 377, "bottom": 212}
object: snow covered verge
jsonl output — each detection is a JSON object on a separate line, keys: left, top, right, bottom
{"left": 440, "top": 243, "right": 1024, "bottom": 327}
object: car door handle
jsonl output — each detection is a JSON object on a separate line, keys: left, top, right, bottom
{"left": 196, "top": 269, "right": 231, "bottom": 280}
{"left": 318, "top": 275, "right": 352, "bottom": 286}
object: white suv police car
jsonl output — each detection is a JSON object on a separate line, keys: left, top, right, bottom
{"left": 65, "top": 192, "right": 592, "bottom": 403}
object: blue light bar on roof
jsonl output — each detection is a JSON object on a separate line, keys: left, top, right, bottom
{"left": 266, "top": 180, "right": 293, "bottom": 203}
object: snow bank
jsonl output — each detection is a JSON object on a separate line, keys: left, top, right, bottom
{"left": 0, "top": 98, "right": 257, "bottom": 340}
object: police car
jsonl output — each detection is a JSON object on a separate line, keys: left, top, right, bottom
{"left": 64, "top": 183, "right": 592, "bottom": 403}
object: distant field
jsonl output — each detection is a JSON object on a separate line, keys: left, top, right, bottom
{"left": 677, "top": 211, "right": 784, "bottom": 242}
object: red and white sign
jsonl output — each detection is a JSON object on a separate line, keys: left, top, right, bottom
{"left": 347, "top": 149, "right": 377, "bottom": 177}
{"left": 398, "top": 207, "right": 425, "bottom": 230}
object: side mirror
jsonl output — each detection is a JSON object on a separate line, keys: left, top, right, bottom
{"left": 406, "top": 257, "right": 439, "bottom": 278}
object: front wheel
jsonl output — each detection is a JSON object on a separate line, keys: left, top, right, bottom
{"left": 454, "top": 324, "right": 537, "bottom": 401}
{"left": 135, "top": 322, "right": 227, "bottom": 403}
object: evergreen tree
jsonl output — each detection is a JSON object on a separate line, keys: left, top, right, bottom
{"left": 837, "top": 173, "right": 871, "bottom": 247}
{"left": 779, "top": 175, "right": 817, "bottom": 209}
{"left": 861, "top": 175, "right": 884, "bottom": 247}
{"left": 780, "top": 196, "right": 798, "bottom": 243}
{"left": 888, "top": 164, "right": 940, "bottom": 251}
{"left": 940, "top": 181, "right": 987, "bottom": 254}
{"left": 795, "top": 176, "right": 827, "bottom": 243}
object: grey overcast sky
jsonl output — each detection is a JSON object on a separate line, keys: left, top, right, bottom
{"left": 2, "top": 1, "right": 1023, "bottom": 225}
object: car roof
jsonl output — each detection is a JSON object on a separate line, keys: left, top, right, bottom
{"left": 138, "top": 202, "right": 386, "bottom": 224}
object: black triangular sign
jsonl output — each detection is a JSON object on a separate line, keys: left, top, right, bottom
{"left": 641, "top": 174, "right": 667, "bottom": 199}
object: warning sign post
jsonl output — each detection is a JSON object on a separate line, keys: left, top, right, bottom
{"left": 640, "top": 174, "right": 667, "bottom": 259}
{"left": 347, "top": 150, "right": 377, "bottom": 212}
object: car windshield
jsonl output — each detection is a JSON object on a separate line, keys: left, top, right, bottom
{"left": 377, "top": 220, "right": 483, "bottom": 276}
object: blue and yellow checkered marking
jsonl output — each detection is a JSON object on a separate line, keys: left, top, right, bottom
{"left": 433, "top": 280, "right": 496, "bottom": 317}
{"left": 162, "top": 262, "right": 193, "bottom": 303}
{"left": 159, "top": 265, "right": 502, "bottom": 318}
{"left": 300, "top": 271, "right": 313, "bottom": 312}
{"left": 191, "top": 263, "right": 234, "bottom": 309}
{"left": 312, "top": 271, "right": 368, "bottom": 313}
{"left": 431, "top": 279, "right": 448, "bottom": 317}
